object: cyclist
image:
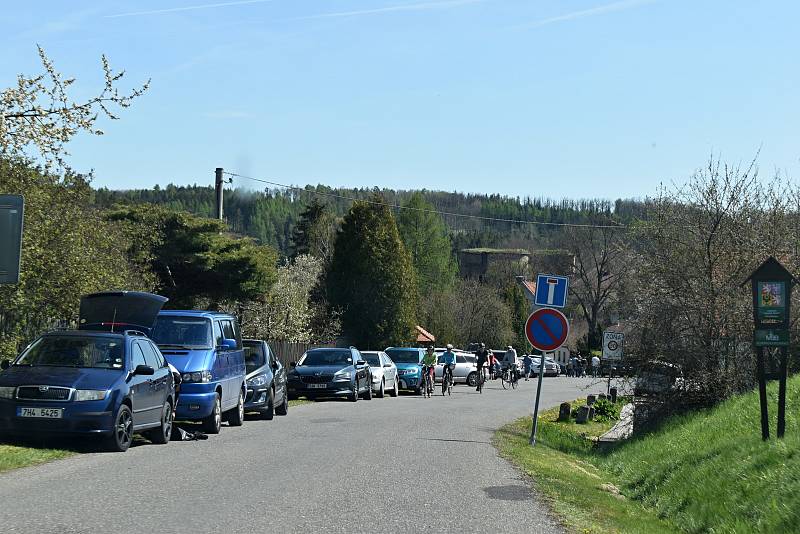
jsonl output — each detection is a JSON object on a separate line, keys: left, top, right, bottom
{"left": 502, "top": 345, "right": 518, "bottom": 383}
{"left": 475, "top": 342, "right": 490, "bottom": 391}
{"left": 421, "top": 346, "right": 437, "bottom": 396}
{"left": 441, "top": 344, "right": 457, "bottom": 391}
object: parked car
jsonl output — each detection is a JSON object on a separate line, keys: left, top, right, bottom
{"left": 243, "top": 339, "right": 288, "bottom": 419}
{"left": 152, "top": 310, "right": 247, "bottom": 434}
{"left": 286, "top": 348, "right": 372, "bottom": 402}
{"left": 385, "top": 347, "right": 426, "bottom": 394}
{"left": 434, "top": 350, "right": 478, "bottom": 386}
{"left": 361, "top": 351, "right": 399, "bottom": 398}
{"left": 0, "top": 291, "right": 175, "bottom": 452}
{"left": 530, "top": 357, "right": 560, "bottom": 377}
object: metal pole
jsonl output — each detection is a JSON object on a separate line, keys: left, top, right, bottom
{"left": 215, "top": 167, "right": 224, "bottom": 220}
{"left": 778, "top": 346, "right": 788, "bottom": 438}
{"left": 529, "top": 350, "right": 547, "bottom": 446}
{"left": 756, "top": 347, "right": 770, "bottom": 440}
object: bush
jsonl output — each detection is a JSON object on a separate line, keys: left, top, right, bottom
{"left": 593, "top": 398, "right": 621, "bottom": 422}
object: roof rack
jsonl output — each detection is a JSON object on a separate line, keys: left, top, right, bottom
{"left": 123, "top": 329, "right": 147, "bottom": 337}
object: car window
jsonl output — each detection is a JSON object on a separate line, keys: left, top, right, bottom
{"left": 213, "top": 321, "right": 224, "bottom": 347}
{"left": 456, "top": 355, "right": 466, "bottom": 364}
{"left": 150, "top": 343, "right": 166, "bottom": 367}
{"left": 437, "top": 355, "right": 445, "bottom": 364}
{"left": 243, "top": 342, "right": 266, "bottom": 374}
{"left": 230, "top": 320, "right": 243, "bottom": 348}
{"left": 131, "top": 343, "right": 147, "bottom": 369}
{"left": 137, "top": 342, "right": 158, "bottom": 368}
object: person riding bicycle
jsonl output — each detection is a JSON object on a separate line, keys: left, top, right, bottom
{"left": 441, "top": 344, "right": 457, "bottom": 389}
{"left": 475, "top": 342, "right": 490, "bottom": 391}
{"left": 422, "top": 346, "right": 437, "bottom": 395}
{"left": 502, "top": 345, "right": 518, "bottom": 382}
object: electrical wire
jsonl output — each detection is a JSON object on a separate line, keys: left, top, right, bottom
{"left": 222, "top": 170, "right": 628, "bottom": 230}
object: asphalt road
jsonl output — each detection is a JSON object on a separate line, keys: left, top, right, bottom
{"left": 0, "top": 376, "right": 605, "bottom": 533}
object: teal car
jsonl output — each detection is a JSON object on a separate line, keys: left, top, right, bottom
{"left": 385, "top": 347, "right": 426, "bottom": 394}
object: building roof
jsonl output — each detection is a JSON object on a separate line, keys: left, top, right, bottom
{"left": 461, "top": 248, "right": 530, "bottom": 255}
{"left": 415, "top": 325, "right": 435, "bottom": 343}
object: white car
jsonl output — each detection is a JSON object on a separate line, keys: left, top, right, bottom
{"left": 361, "top": 351, "right": 399, "bottom": 398}
{"left": 433, "top": 350, "right": 478, "bottom": 386}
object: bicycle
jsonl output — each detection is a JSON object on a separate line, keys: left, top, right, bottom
{"left": 421, "top": 365, "right": 434, "bottom": 398}
{"left": 442, "top": 365, "right": 453, "bottom": 396}
{"left": 476, "top": 366, "right": 486, "bottom": 394}
{"left": 501, "top": 366, "right": 518, "bottom": 390}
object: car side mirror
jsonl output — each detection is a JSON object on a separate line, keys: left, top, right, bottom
{"left": 220, "top": 339, "right": 237, "bottom": 350}
{"left": 0, "top": 359, "right": 10, "bottom": 370}
{"left": 134, "top": 364, "right": 155, "bottom": 376}
{"left": 383, "top": 363, "right": 392, "bottom": 368}
{"left": 357, "top": 360, "right": 366, "bottom": 366}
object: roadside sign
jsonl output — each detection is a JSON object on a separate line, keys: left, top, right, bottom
{"left": 525, "top": 308, "right": 569, "bottom": 352}
{"left": 534, "top": 274, "right": 569, "bottom": 308}
{"left": 754, "top": 329, "right": 790, "bottom": 347}
{"left": 602, "top": 331, "right": 624, "bottom": 360}
{"left": 0, "top": 195, "right": 24, "bottom": 285}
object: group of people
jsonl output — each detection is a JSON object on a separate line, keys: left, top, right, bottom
{"left": 566, "top": 353, "right": 602, "bottom": 378}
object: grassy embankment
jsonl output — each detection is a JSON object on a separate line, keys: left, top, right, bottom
{"left": 495, "top": 376, "right": 800, "bottom": 533}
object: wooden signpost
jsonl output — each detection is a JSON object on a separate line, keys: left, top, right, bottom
{"left": 744, "top": 257, "right": 796, "bottom": 440}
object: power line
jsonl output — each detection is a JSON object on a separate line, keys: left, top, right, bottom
{"left": 222, "top": 171, "right": 628, "bottom": 230}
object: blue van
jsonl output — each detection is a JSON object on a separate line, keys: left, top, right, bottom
{"left": 151, "top": 311, "right": 246, "bottom": 434}
{"left": 385, "top": 347, "right": 426, "bottom": 395}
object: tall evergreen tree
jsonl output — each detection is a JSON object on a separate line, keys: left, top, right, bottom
{"left": 290, "top": 199, "right": 335, "bottom": 261}
{"left": 397, "top": 192, "right": 456, "bottom": 294}
{"left": 327, "top": 196, "right": 418, "bottom": 348}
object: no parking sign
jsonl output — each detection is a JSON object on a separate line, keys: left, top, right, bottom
{"left": 525, "top": 308, "right": 569, "bottom": 352}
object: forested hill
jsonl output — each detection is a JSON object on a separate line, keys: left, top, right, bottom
{"left": 94, "top": 184, "right": 644, "bottom": 257}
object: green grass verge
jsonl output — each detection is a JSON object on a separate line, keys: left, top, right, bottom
{"left": 288, "top": 398, "right": 312, "bottom": 407}
{"left": 0, "top": 444, "right": 73, "bottom": 474}
{"left": 497, "top": 376, "right": 800, "bottom": 533}
{"left": 495, "top": 403, "right": 676, "bottom": 534}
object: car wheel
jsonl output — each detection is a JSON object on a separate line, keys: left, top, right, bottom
{"left": 275, "top": 388, "right": 289, "bottom": 416}
{"left": 390, "top": 378, "right": 398, "bottom": 397}
{"left": 227, "top": 389, "right": 245, "bottom": 427}
{"left": 350, "top": 384, "right": 359, "bottom": 402}
{"left": 364, "top": 379, "right": 373, "bottom": 400}
{"left": 202, "top": 393, "right": 222, "bottom": 434}
{"left": 377, "top": 379, "right": 385, "bottom": 398}
{"left": 262, "top": 388, "right": 275, "bottom": 420}
{"left": 105, "top": 404, "right": 133, "bottom": 452}
{"left": 466, "top": 372, "right": 477, "bottom": 387}
{"left": 148, "top": 400, "right": 173, "bottom": 445}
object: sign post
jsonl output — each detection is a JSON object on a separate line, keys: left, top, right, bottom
{"left": 744, "top": 257, "right": 796, "bottom": 440}
{"left": 602, "top": 331, "right": 624, "bottom": 394}
{"left": 0, "top": 195, "right": 24, "bottom": 285}
{"left": 526, "top": 306, "right": 569, "bottom": 446}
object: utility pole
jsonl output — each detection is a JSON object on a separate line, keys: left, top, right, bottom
{"left": 215, "top": 167, "right": 224, "bottom": 220}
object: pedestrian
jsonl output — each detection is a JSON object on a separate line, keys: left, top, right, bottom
{"left": 566, "top": 358, "right": 573, "bottom": 377}
{"left": 569, "top": 356, "right": 577, "bottom": 378}
{"left": 592, "top": 354, "right": 601, "bottom": 378}
{"left": 523, "top": 353, "right": 532, "bottom": 380}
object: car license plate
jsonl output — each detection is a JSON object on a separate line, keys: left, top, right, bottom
{"left": 18, "top": 407, "right": 63, "bottom": 419}
{"left": 307, "top": 384, "right": 327, "bottom": 389}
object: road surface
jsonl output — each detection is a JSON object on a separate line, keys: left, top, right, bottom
{"left": 0, "top": 376, "right": 603, "bottom": 533}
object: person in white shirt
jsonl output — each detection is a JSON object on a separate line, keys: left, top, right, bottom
{"left": 502, "top": 345, "right": 518, "bottom": 381}
{"left": 591, "top": 355, "right": 601, "bottom": 378}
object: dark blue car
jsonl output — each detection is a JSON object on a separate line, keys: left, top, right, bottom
{"left": 286, "top": 347, "right": 372, "bottom": 402}
{"left": 0, "top": 291, "right": 175, "bottom": 452}
{"left": 243, "top": 339, "right": 288, "bottom": 419}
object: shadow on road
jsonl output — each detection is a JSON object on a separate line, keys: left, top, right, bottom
{"left": 420, "top": 437, "right": 491, "bottom": 445}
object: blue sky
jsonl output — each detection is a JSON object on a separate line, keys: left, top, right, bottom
{"left": 2, "top": 1, "right": 798, "bottom": 199}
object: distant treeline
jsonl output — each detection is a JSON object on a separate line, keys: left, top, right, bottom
{"left": 94, "top": 184, "right": 645, "bottom": 257}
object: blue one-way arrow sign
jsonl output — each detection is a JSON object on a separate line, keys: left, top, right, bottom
{"left": 534, "top": 273, "right": 569, "bottom": 308}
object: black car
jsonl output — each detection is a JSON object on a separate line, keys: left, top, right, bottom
{"left": 286, "top": 347, "right": 372, "bottom": 402}
{"left": 0, "top": 291, "right": 175, "bottom": 452}
{"left": 243, "top": 339, "right": 288, "bottom": 419}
